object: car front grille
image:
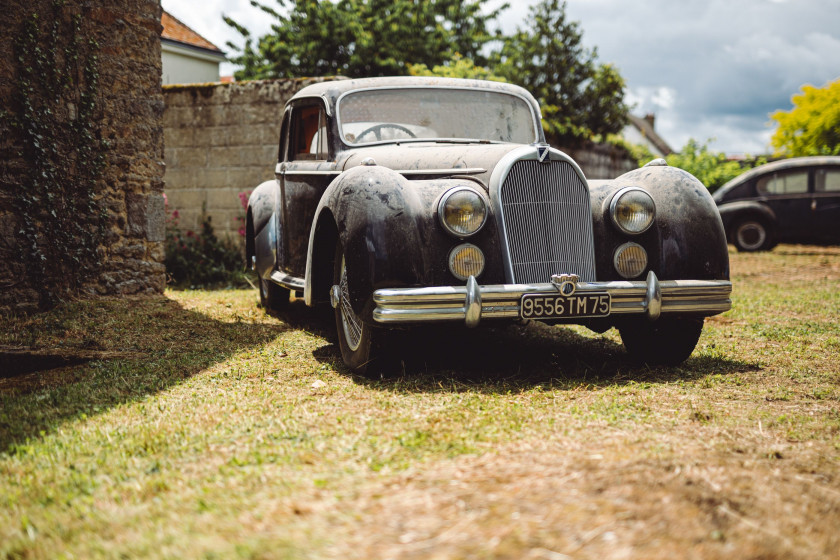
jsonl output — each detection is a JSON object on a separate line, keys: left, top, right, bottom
{"left": 499, "top": 160, "right": 597, "bottom": 283}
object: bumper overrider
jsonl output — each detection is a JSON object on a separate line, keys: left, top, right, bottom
{"left": 372, "top": 271, "right": 731, "bottom": 327}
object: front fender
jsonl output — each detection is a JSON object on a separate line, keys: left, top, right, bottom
{"left": 305, "top": 166, "right": 431, "bottom": 319}
{"left": 590, "top": 165, "right": 729, "bottom": 281}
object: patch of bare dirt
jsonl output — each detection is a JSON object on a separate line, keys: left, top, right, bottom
{"left": 329, "top": 437, "right": 839, "bottom": 559}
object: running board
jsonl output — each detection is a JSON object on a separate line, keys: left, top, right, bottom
{"left": 269, "top": 271, "right": 305, "bottom": 292}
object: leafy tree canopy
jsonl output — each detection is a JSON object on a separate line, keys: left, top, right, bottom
{"left": 407, "top": 54, "right": 506, "bottom": 82}
{"left": 492, "top": 0, "right": 627, "bottom": 144}
{"left": 770, "top": 78, "right": 840, "bottom": 157}
{"left": 224, "top": 0, "right": 506, "bottom": 80}
{"left": 666, "top": 139, "right": 766, "bottom": 193}
{"left": 225, "top": 0, "right": 628, "bottom": 141}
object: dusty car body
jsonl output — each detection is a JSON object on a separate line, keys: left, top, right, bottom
{"left": 713, "top": 156, "right": 840, "bottom": 251}
{"left": 245, "top": 77, "right": 732, "bottom": 372}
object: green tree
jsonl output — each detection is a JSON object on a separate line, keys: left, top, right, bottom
{"left": 492, "top": 0, "right": 627, "bottom": 144}
{"left": 666, "top": 139, "right": 765, "bottom": 193}
{"left": 224, "top": 0, "right": 506, "bottom": 80}
{"left": 407, "top": 54, "right": 506, "bottom": 82}
{"left": 770, "top": 78, "right": 840, "bottom": 156}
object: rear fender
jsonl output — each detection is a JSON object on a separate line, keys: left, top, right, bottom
{"left": 247, "top": 180, "right": 281, "bottom": 279}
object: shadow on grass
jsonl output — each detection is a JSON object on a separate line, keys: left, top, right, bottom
{"left": 312, "top": 318, "right": 760, "bottom": 393}
{"left": 0, "top": 294, "right": 288, "bottom": 454}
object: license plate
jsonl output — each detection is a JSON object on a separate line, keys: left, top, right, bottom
{"left": 520, "top": 292, "right": 611, "bottom": 319}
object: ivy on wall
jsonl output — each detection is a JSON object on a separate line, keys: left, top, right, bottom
{"left": 2, "top": 0, "right": 108, "bottom": 308}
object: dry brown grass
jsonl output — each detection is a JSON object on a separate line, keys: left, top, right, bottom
{"left": 1, "top": 245, "right": 838, "bottom": 559}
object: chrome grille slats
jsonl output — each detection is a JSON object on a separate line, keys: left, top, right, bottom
{"left": 499, "top": 160, "right": 596, "bottom": 283}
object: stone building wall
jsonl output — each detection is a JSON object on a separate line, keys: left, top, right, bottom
{"left": 162, "top": 79, "right": 329, "bottom": 238}
{"left": 563, "top": 142, "right": 638, "bottom": 180}
{"left": 0, "top": 0, "right": 165, "bottom": 312}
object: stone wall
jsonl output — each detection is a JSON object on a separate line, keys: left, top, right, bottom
{"left": 162, "top": 79, "right": 329, "bottom": 238}
{"left": 0, "top": 0, "right": 165, "bottom": 312}
{"left": 563, "top": 142, "right": 638, "bottom": 180}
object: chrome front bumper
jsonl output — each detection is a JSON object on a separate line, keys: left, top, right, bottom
{"left": 372, "top": 271, "right": 731, "bottom": 327}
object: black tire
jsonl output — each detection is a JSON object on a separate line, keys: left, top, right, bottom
{"left": 732, "top": 218, "right": 773, "bottom": 252}
{"left": 618, "top": 317, "right": 704, "bottom": 366}
{"left": 333, "top": 241, "right": 381, "bottom": 374}
{"left": 259, "top": 277, "right": 290, "bottom": 312}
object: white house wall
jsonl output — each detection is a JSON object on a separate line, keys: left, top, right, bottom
{"left": 161, "top": 42, "right": 224, "bottom": 85}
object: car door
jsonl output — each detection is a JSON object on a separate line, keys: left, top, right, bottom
{"left": 278, "top": 101, "right": 339, "bottom": 279}
{"left": 813, "top": 166, "right": 840, "bottom": 242}
{"left": 755, "top": 168, "right": 811, "bottom": 241}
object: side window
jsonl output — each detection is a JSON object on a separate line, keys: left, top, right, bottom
{"left": 289, "top": 104, "right": 329, "bottom": 161}
{"left": 756, "top": 170, "right": 808, "bottom": 195}
{"left": 278, "top": 111, "right": 291, "bottom": 163}
{"left": 815, "top": 168, "right": 840, "bottom": 193}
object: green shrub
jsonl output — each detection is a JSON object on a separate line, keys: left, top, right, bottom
{"left": 666, "top": 139, "right": 766, "bottom": 193}
{"left": 163, "top": 200, "right": 252, "bottom": 288}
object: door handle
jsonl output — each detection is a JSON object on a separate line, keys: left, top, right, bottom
{"left": 811, "top": 199, "right": 817, "bottom": 211}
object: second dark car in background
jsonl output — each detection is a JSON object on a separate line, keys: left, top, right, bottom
{"left": 714, "top": 156, "right": 840, "bottom": 251}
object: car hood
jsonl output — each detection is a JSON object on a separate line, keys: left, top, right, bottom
{"left": 337, "top": 142, "right": 526, "bottom": 186}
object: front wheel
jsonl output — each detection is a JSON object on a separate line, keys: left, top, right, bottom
{"left": 618, "top": 317, "right": 704, "bottom": 366}
{"left": 732, "top": 219, "right": 773, "bottom": 252}
{"left": 333, "top": 241, "right": 381, "bottom": 374}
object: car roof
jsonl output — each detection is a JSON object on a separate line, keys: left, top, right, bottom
{"left": 288, "top": 76, "right": 542, "bottom": 118}
{"left": 714, "top": 155, "right": 840, "bottom": 199}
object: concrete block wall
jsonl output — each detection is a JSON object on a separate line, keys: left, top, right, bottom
{"left": 161, "top": 78, "right": 636, "bottom": 244}
{"left": 162, "top": 79, "right": 329, "bottom": 238}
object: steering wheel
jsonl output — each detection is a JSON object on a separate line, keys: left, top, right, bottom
{"left": 356, "top": 123, "right": 417, "bottom": 142}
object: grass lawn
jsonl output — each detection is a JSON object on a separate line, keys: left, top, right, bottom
{"left": 1, "top": 245, "right": 839, "bottom": 559}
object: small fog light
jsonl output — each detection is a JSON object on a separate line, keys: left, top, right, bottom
{"left": 614, "top": 242, "right": 647, "bottom": 278}
{"left": 610, "top": 187, "right": 655, "bottom": 234}
{"left": 439, "top": 187, "right": 487, "bottom": 237}
{"left": 449, "top": 244, "right": 485, "bottom": 280}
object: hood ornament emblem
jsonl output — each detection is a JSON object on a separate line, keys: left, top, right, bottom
{"left": 551, "top": 273, "right": 579, "bottom": 296}
{"left": 537, "top": 144, "right": 550, "bottom": 163}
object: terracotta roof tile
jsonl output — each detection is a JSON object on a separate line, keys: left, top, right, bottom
{"left": 161, "top": 11, "right": 223, "bottom": 54}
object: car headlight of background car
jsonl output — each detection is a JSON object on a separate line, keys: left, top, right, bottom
{"left": 438, "top": 186, "right": 488, "bottom": 237}
{"left": 610, "top": 187, "right": 655, "bottom": 234}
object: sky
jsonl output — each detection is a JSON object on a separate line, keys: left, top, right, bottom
{"left": 161, "top": 0, "right": 840, "bottom": 156}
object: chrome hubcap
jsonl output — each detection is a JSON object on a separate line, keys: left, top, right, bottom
{"left": 338, "top": 254, "right": 363, "bottom": 351}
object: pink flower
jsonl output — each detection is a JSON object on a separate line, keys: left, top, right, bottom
{"left": 172, "top": 209, "right": 180, "bottom": 219}
{"left": 238, "top": 190, "right": 252, "bottom": 210}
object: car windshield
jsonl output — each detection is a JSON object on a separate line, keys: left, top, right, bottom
{"left": 338, "top": 87, "right": 538, "bottom": 146}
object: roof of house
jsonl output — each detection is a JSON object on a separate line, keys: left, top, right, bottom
{"left": 161, "top": 11, "right": 224, "bottom": 55}
{"left": 627, "top": 114, "right": 673, "bottom": 156}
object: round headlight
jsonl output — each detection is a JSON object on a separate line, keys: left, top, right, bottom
{"left": 610, "top": 187, "right": 655, "bottom": 234}
{"left": 439, "top": 187, "right": 487, "bottom": 237}
{"left": 614, "top": 242, "right": 648, "bottom": 279}
{"left": 449, "top": 244, "right": 485, "bottom": 280}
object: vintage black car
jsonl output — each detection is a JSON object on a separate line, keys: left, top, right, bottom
{"left": 245, "top": 77, "right": 732, "bottom": 372}
{"left": 713, "top": 156, "right": 840, "bottom": 251}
